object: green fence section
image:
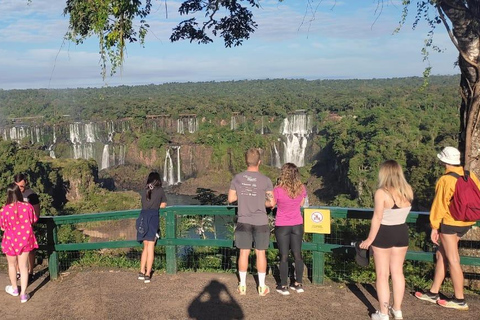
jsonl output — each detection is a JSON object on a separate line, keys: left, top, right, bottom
{"left": 37, "top": 206, "right": 480, "bottom": 283}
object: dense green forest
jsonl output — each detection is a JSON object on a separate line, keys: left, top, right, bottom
{"left": 0, "top": 76, "right": 462, "bottom": 213}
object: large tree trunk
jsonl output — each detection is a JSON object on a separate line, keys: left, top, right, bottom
{"left": 438, "top": 1, "right": 480, "bottom": 173}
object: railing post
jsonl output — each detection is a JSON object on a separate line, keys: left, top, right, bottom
{"left": 46, "top": 219, "right": 59, "bottom": 280}
{"left": 165, "top": 210, "right": 177, "bottom": 274}
{"left": 312, "top": 233, "right": 325, "bottom": 284}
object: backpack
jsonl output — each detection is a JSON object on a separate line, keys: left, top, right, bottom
{"left": 446, "top": 170, "right": 480, "bottom": 221}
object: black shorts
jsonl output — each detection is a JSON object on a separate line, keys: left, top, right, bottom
{"left": 235, "top": 223, "right": 270, "bottom": 250}
{"left": 439, "top": 223, "right": 471, "bottom": 237}
{"left": 371, "top": 224, "right": 409, "bottom": 248}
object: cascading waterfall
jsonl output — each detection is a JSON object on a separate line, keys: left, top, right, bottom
{"left": 163, "top": 149, "right": 175, "bottom": 186}
{"left": 177, "top": 117, "right": 198, "bottom": 134}
{"left": 279, "top": 113, "right": 312, "bottom": 167}
{"left": 69, "top": 122, "right": 96, "bottom": 160}
{"left": 272, "top": 142, "right": 281, "bottom": 168}
{"left": 117, "top": 145, "right": 126, "bottom": 165}
{"left": 101, "top": 144, "right": 110, "bottom": 170}
{"left": 49, "top": 126, "right": 56, "bottom": 158}
{"left": 163, "top": 146, "right": 182, "bottom": 186}
{"left": 176, "top": 146, "right": 182, "bottom": 183}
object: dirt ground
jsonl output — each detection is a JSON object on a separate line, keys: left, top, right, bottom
{"left": 1, "top": 268, "right": 479, "bottom": 320}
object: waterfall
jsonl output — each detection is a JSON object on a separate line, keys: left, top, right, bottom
{"left": 177, "top": 117, "right": 198, "bottom": 134}
{"left": 163, "top": 146, "right": 182, "bottom": 186}
{"left": 177, "top": 119, "right": 184, "bottom": 134}
{"left": 49, "top": 126, "right": 56, "bottom": 158}
{"left": 106, "top": 121, "right": 115, "bottom": 142}
{"left": 163, "top": 148, "right": 175, "bottom": 186}
{"left": 176, "top": 146, "right": 181, "bottom": 183}
{"left": 272, "top": 142, "right": 281, "bottom": 168}
{"left": 280, "top": 113, "right": 312, "bottom": 167}
{"left": 101, "top": 144, "right": 110, "bottom": 170}
{"left": 118, "top": 145, "right": 126, "bottom": 165}
{"left": 69, "top": 122, "right": 96, "bottom": 160}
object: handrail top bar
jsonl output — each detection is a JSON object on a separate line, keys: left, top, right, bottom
{"left": 37, "top": 205, "right": 430, "bottom": 220}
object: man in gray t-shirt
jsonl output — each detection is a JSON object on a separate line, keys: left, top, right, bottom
{"left": 228, "top": 148, "right": 275, "bottom": 296}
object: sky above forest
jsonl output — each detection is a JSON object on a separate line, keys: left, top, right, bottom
{"left": 0, "top": 0, "right": 459, "bottom": 90}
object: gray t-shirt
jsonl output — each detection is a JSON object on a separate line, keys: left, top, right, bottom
{"left": 229, "top": 170, "right": 273, "bottom": 226}
{"left": 141, "top": 187, "right": 167, "bottom": 210}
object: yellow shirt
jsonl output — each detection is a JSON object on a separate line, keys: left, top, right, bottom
{"left": 430, "top": 166, "right": 478, "bottom": 229}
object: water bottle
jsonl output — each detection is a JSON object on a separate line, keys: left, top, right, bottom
{"left": 303, "top": 196, "right": 309, "bottom": 208}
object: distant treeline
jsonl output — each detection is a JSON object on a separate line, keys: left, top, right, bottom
{"left": 0, "top": 76, "right": 461, "bottom": 123}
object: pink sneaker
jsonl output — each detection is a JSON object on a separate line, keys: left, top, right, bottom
{"left": 20, "top": 293, "right": 30, "bottom": 303}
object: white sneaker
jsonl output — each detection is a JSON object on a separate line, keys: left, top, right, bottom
{"left": 371, "top": 311, "right": 389, "bottom": 320}
{"left": 5, "top": 285, "right": 19, "bottom": 297}
{"left": 389, "top": 307, "right": 403, "bottom": 319}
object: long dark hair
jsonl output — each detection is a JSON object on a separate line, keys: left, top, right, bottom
{"left": 145, "top": 172, "right": 162, "bottom": 200}
{"left": 6, "top": 183, "right": 23, "bottom": 205}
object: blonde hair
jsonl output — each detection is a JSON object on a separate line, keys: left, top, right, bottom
{"left": 277, "top": 163, "right": 304, "bottom": 198}
{"left": 245, "top": 148, "right": 261, "bottom": 167}
{"left": 378, "top": 160, "right": 413, "bottom": 203}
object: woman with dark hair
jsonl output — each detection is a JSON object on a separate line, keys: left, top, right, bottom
{"left": 273, "top": 163, "right": 307, "bottom": 295}
{"left": 136, "top": 172, "right": 167, "bottom": 283}
{"left": 14, "top": 173, "right": 40, "bottom": 282}
{"left": 1, "top": 183, "right": 38, "bottom": 303}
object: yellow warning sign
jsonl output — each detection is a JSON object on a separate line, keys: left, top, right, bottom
{"left": 304, "top": 209, "right": 331, "bottom": 234}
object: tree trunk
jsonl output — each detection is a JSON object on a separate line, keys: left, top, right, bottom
{"left": 438, "top": 1, "right": 480, "bottom": 173}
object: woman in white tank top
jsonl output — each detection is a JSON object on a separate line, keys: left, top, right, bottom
{"left": 360, "top": 160, "right": 413, "bottom": 320}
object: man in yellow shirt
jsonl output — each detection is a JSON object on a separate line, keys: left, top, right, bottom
{"left": 415, "top": 146, "right": 478, "bottom": 311}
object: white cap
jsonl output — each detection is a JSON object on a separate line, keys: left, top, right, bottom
{"left": 437, "top": 146, "right": 461, "bottom": 165}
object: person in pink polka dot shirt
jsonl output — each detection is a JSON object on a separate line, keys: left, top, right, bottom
{"left": 1, "top": 183, "right": 38, "bottom": 303}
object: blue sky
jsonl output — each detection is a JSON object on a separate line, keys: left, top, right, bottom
{"left": 0, "top": 0, "right": 459, "bottom": 90}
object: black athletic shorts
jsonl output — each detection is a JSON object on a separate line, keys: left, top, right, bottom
{"left": 439, "top": 223, "right": 471, "bottom": 238}
{"left": 371, "top": 223, "right": 409, "bottom": 248}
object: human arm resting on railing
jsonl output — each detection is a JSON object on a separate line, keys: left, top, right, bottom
{"left": 160, "top": 202, "right": 167, "bottom": 209}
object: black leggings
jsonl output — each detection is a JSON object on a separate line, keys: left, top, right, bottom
{"left": 275, "top": 224, "right": 304, "bottom": 286}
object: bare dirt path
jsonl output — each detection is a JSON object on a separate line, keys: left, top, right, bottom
{"left": 0, "top": 269, "right": 479, "bottom": 319}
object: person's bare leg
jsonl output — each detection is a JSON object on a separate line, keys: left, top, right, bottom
{"left": 18, "top": 252, "right": 29, "bottom": 295}
{"left": 140, "top": 241, "right": 148, "bottom": 275}
{"left": 255, "top": 249, "right": 267, "bottom": 273}
{"left": 430, "top": 244, "right": 447, "bottom": 294}
{"left": 238, "top": 249, "right": 250, "bottom": 272}
{"left": 6, "top": 255, "right": 18, "bottom": 289}
{"left": 28, "top": 250, "right": 35, "bottom": 275}
{"left": 145, "top": 241, "right": 155, "bottom": 276}
{"left": 439, "top": 233, "right": 464, "bottom": 299}
{"left": 390, "top": 246, "right": 408, "bottom": 311}
{"left": 372, "top": 246, "right": 391, "bottom": 315}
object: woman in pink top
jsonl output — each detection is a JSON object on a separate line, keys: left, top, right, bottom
{"left": 273, "top": 163, "right": 307, "bottom": 295}
{"left": 1, "top": 183, "right": 38, "bottom": 303}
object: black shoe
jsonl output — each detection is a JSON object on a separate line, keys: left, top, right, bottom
{"left": 144, "top": 275, "right": 151, "bottom": 283}
{"left": 276, "top": 285, "right": 290, "bottom": 295}
{"left": 289, "top": 283, "right": 304, "bottom": 293}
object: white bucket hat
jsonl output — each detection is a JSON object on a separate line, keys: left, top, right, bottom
{"left": 437, "top": 146, "right": 461, "bottom": 165}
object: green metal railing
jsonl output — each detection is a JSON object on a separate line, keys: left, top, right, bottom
{"left": 37, "top": 206, "right": 480, "bottom": 283}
